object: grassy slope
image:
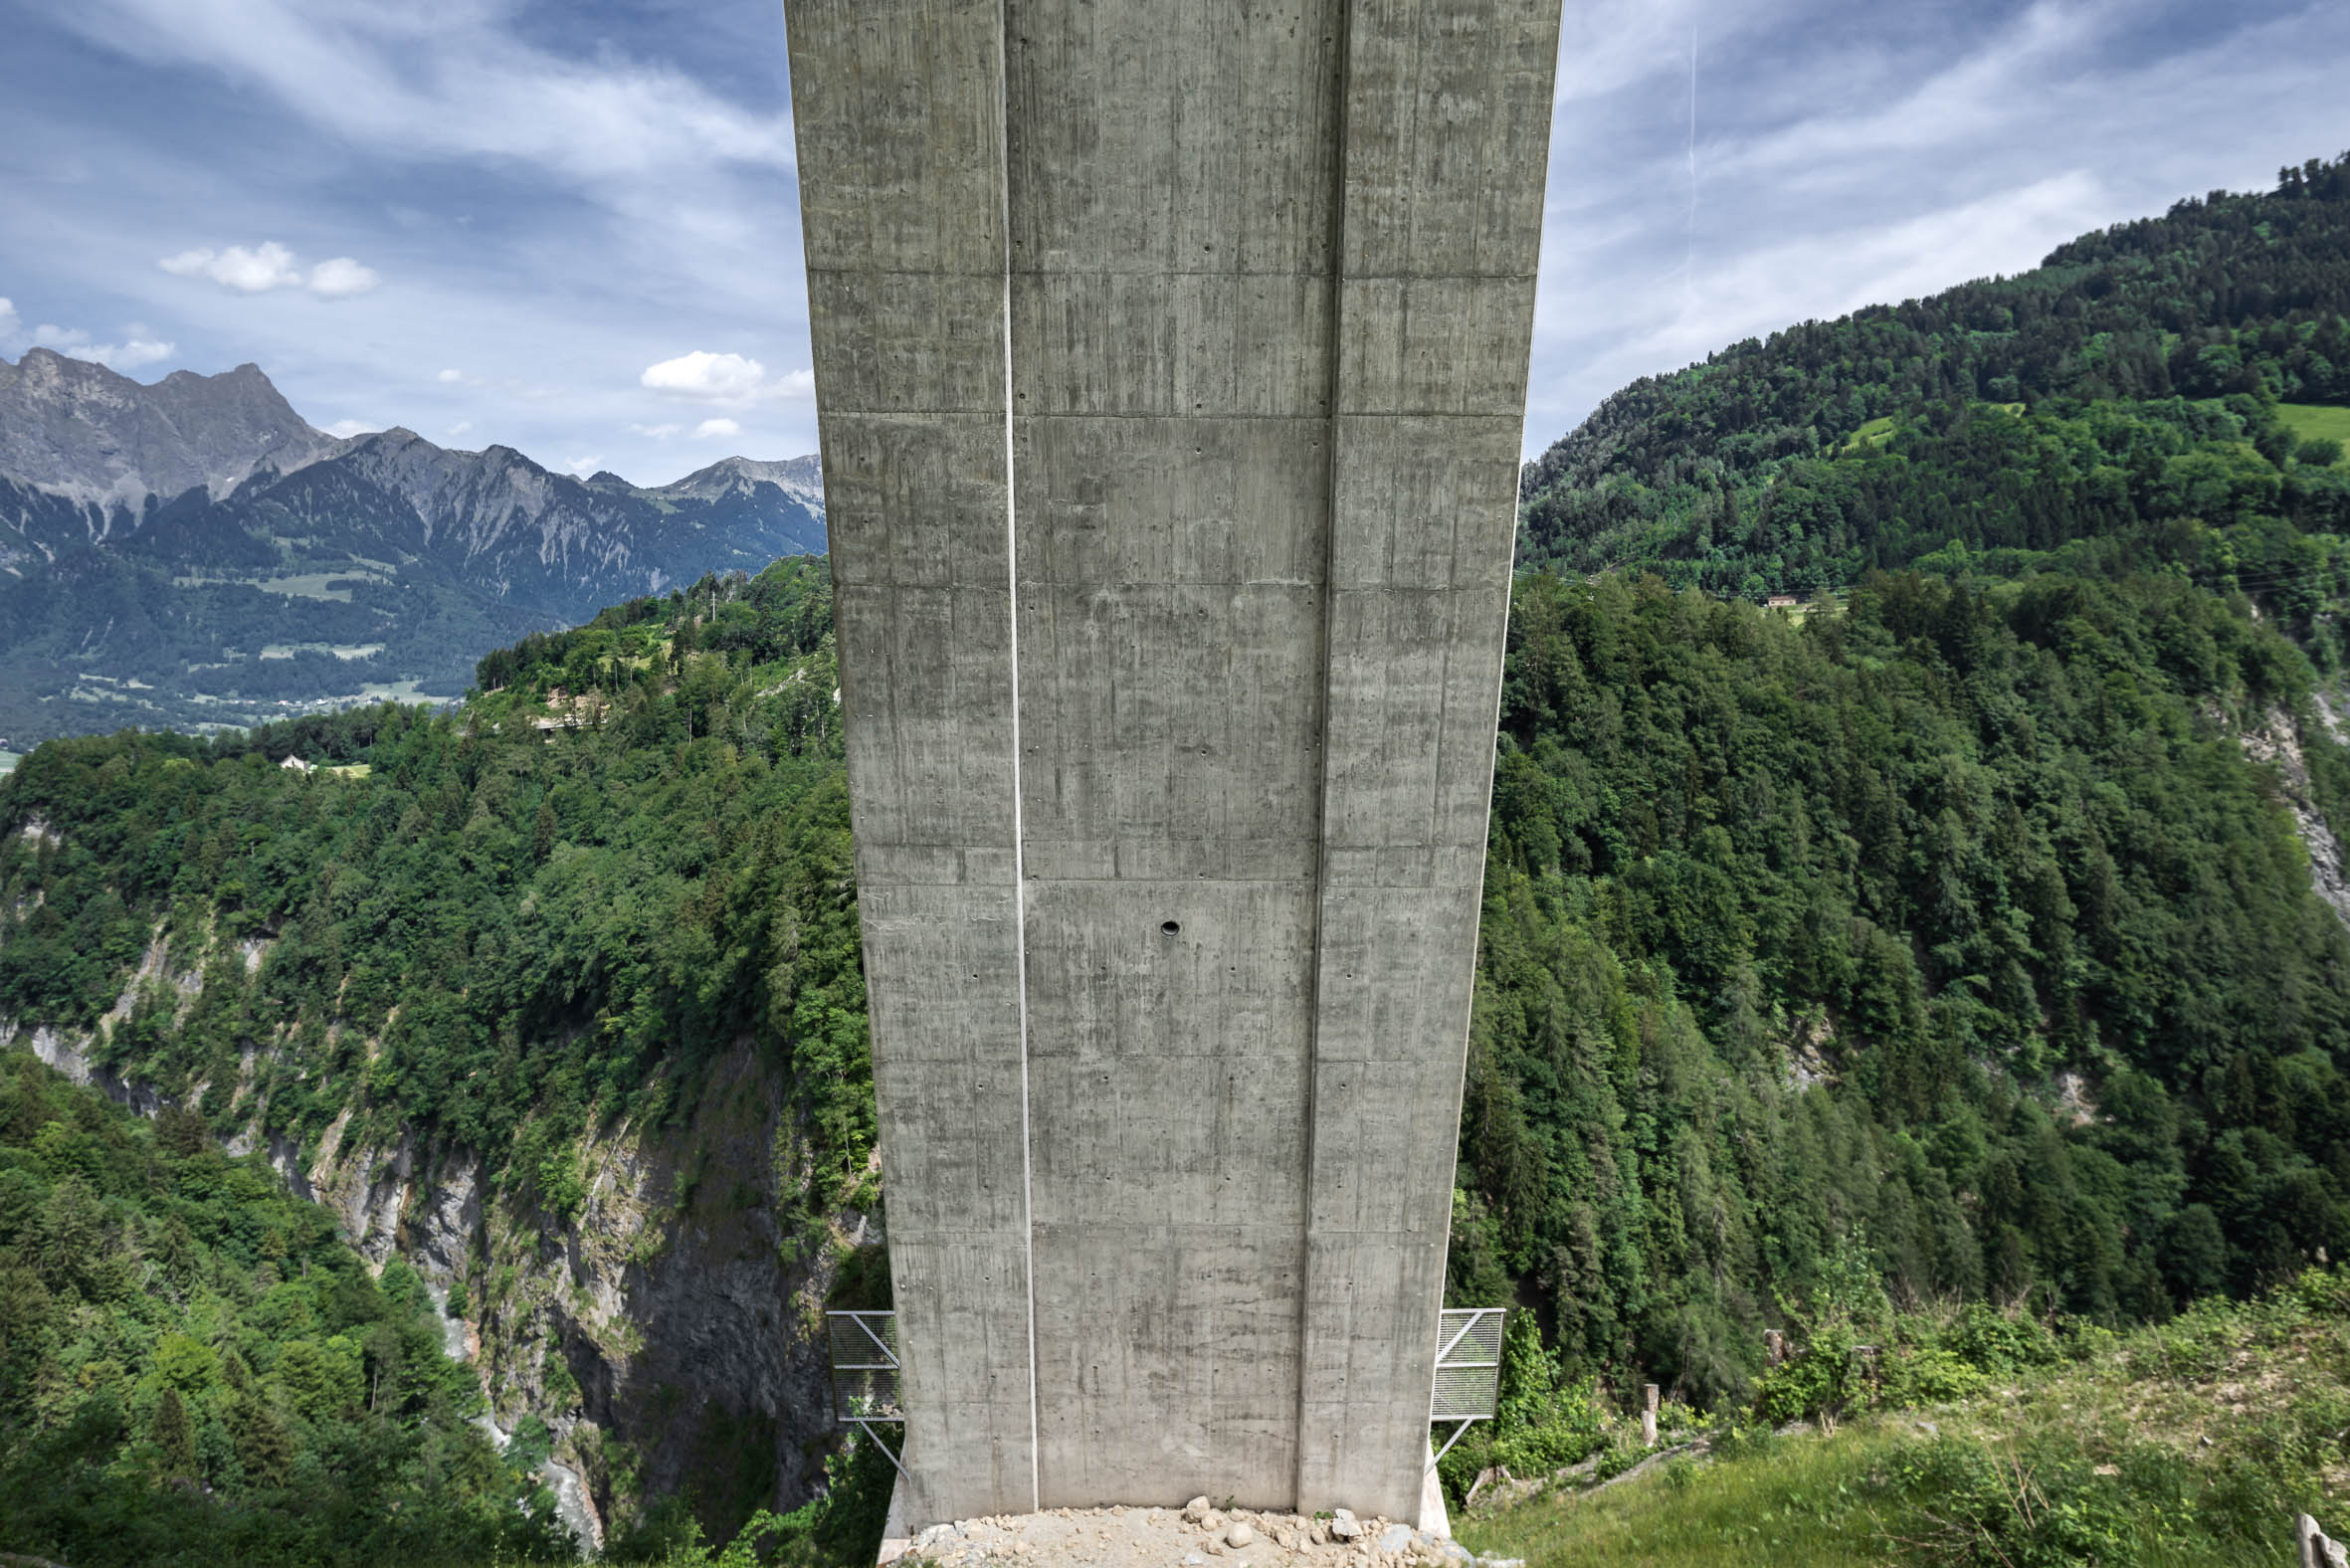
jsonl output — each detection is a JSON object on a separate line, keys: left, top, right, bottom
{"left": 1458, "top": 1278, "right": 2350, "bottom": 1568}
{"left": 1461, "top": 1432, "right": 1895, "bottom": 1567}
{"left": 2281, "top": 402, "right": 2350, "bottom": 460}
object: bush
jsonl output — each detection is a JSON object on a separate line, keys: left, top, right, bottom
{"left": 1881, "top": 1436, "right": 2135, "bottom": 1567}
{"left": 1947, "top": 1303, "right": 2061, "bottom": 1374}
{"left": 1753, "top": 1320, "right": 1877, "bottom": 1428}
{"left": 1883, "top": 1346, "right": 1991, "bottom": 1406}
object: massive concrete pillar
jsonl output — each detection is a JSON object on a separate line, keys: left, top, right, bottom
{"left": 785, "top": 0, "right": 1559, "bottom": 1527}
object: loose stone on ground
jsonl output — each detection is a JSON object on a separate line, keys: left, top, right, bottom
{"left": 899, "top": 1502, "right": 1476, "bottom": 1568}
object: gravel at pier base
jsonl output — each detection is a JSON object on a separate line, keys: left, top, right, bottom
{"left": 897, "top": 1501, "right": 1496, "bottom": 1568}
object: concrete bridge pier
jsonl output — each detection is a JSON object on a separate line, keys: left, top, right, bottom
{"left": 785, "top": 0, "right": 1560, "bottom": 1528}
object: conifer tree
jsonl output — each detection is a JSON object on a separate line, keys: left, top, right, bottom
{"left": 150, "top": 1387, "right": 196, "bottom": 1482}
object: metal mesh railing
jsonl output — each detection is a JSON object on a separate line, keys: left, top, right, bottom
{"left": 1431, "top": 1307, "right": 1504, "bottom": 1422}
{"left": 826, "top": 1310, "right": 902, "bottom": 1423}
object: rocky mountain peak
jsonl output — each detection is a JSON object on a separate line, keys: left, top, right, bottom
{"left": 0, "top": 348, "right": 330, "bottom": 509}
{"left": 659, "top": 454, "right": 826, "bottom": 510}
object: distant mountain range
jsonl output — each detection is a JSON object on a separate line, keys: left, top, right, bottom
{"left": 0, "top": 347, "right": 826, "bottom": 746}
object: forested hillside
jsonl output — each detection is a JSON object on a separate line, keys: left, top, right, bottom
{"left": 0, "top": 1055, "right": 571, "bottom": 1566}
{"left": 0, "top": 559, "right": 863, "bottom": 1185}
{"left": 1451, "top": 570, "right": 2350, "bottom": 1398}
{"left": 1521, "top": 152, "right": 2350, "bottom": 594}
{"left": 0, "top": 560, "right": 875, "bottom": 1552}
{"left": 8, "top": 550, "right": 2350, "bottom": 1435}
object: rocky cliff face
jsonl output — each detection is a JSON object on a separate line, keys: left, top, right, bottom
{"left": 654, "top": 455, "right": 826, "bottom": 513}
{"left": 2242, "top": 705, "right": 2350, "bottom": 932}
{"left": 0, "top": 347, "right": 332, "bottom": 512}
{"left": 270, "top": 431, "right": 828, "bottom": 614}
{"left": 0, "top": 909, "right": 866, "bottom": 1543}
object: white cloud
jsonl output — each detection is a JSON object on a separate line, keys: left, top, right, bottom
{"left": 437, "top": 367, "right": 464, "bottom": 383}
{"left": 160, "top": 241, "right": 303, "bottom": 292}
{"left": 0, "top": 297, "right": 18, "bottom": 340}
{"left": 158, "top": 241, "right": 379, "bottom": 297}
{"left": 447, "top": 420, "right": 473, "bottom": 438}
{"left": 641, "top": 349, "right": 763, "bottom": 401}
{"left": 627, "top": 422, "right": 684, "bottom": 439}
{"left": 691, "top": 417, "right": 739, "bottom": 440}
{"left": 639, "top": 350, "right": 812, "bottom": 408}
{"left": 306, "top": 256, "right": 380, "bottom": 296}
{"left": 563, "top": 456, "right": 602, "bottom": 476}
{"left": 29, "top": 323, "right": 175, "bottom": 372}
{"left": 322, "top": 418, "right": 375, "bottom": 438}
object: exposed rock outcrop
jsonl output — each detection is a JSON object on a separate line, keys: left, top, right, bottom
{"left": 2241, "top": 707, "right": 2350, "bottom": 930}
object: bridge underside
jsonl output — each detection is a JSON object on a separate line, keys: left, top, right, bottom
{"left": 786, "top": 0, "right": 1560, "bottom": 1525}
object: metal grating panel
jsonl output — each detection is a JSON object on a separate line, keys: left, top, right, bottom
{"left": 826, "top": 1310, "right": 902, "bottom": 1422}
{"left": 1431, "top": 1307, "right": 1504, "bottom": 1422}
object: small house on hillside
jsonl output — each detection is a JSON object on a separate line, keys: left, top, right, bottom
{"left": 279, "top": 755, "right": 315, "bottom": 773}
{"left": 1765, "top": 594, "right": 1800, "bottom": 610}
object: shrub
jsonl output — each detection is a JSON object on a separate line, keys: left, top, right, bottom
{"left": 1881, "top": 1437, "right": 2134, "bottom": 1567}
{"left": 1882, "top": 1346, "right": 1991, "bottom": 1406}
{"left": 1946, "top": 1302, "right": 2061, "bottom": 1374}
{"left": 1752, "top": 1320, "right": 1876, "bottom": 1428}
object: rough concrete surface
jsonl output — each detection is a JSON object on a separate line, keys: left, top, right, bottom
{"left": 787, "top": 0, "right": 1561, "bottom": 1527}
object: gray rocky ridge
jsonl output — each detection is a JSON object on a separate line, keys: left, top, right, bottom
{"left": 0, "top": 346, "right": 334, "bottom": 510}
{"left": 0, "top": 348, "right": 828, "bottom": 743}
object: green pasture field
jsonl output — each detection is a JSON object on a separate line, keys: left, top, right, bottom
{"left": 2280, "top": 402, "right": 2350, "bottom": 462}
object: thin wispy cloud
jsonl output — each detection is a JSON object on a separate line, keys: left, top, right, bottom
{"left": 1527, "top": 0, "right": 2350, "bottom": 450}
{"left": 2, "top": 0, "right": 2345, "bottom": 482}
{"left": 61, "top": 0, "right": 795, "bottom": 187}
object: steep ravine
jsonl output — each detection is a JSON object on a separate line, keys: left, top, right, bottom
{"left": 0, "top": 918, "right": 872, "bottom": 1546}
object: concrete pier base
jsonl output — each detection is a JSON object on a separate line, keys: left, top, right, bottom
{"left": 1420, "top": 1465, "right": 1453, "bottom": 1540}
{"left": 787, "top": 0, "right": 1560, "bottom": 1529}
{"left": 877, "top": 1470, "right": 912, "bottom": 1566}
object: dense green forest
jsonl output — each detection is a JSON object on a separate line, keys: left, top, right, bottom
{"left": 8, "top": 550, "right": 2349, "bottom": 1420}
{"left": 1446, "top": 568, "right": 2350, "bottom": 1398}
{"left": 0, "top": 559, "right": 870, "bottom": 1207}
{"left": 1521, "top": 152, "right": 2350, "bottom": 595}
{"left": 0, "top": 1054, "right": 571, "bottom": 1566}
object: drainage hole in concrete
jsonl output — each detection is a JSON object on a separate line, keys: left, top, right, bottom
{"left": 1161, "top": 919, "right": 1181, "bottom": 936}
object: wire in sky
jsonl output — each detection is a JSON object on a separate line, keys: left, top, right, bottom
{"left": 1685, "top": 22, "right": 1699, "bottom": 315}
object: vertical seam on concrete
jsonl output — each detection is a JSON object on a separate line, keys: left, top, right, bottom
{"left": 996, "top": 0, "right": 1043, "bottom": 1516}
{"left": 1292, "top": 0, "right": 1355, "bottom": 1511}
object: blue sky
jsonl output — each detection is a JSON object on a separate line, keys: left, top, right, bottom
{"left": 1, "top": 0, "right": 2346, "bottom": 485}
